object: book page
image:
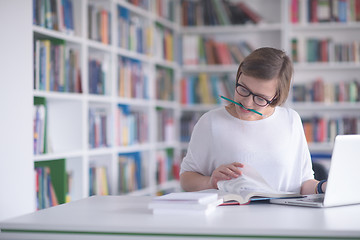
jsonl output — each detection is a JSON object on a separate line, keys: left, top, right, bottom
{"left": 217, "top": 164, "right": 300, "bottom": 204}
{"left": 217, "top": 164, "right": 277, "bottom": 194}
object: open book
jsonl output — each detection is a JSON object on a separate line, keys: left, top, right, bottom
{"left": 217, "top": 164, "right": 301, "bottom": 205}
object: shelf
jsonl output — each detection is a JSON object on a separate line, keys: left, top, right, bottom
{"left": 308, "top": 142, "right": 334, "bottom": 153}
{"left": 116, "top": 47, "right": 152, "bottom": 63}
{"left": 87, "top": 94, "right": 113, "bottom": 103}
{"left": 116, "top": 97, "right": 152, "bottom": 107}
{"left": 291, "top": 22, "right": 360, "bottom": 31}
{"left": 155, "top": 100, "right": 178, "bottom": 109}
{"left": 180, "top": 104, "right": 220, "bottom": 112}
{"left": 181, "top": 23, "right": 282, "bottom": 34}
{"left": 292, "top": 102, "right": 360, "bottom": 111}
{"left": 154, "top": 58, "right": 180, "bottom": 69}
{"left": 34, "top": 151, "right": 84, "bottom": 161}
{"left": 155, "top": 141, "right": 179, "bottom": 150}
{"left": 88, "top": 147, "right": 114, "bottom": 156}
{"left": 182, "top": 65, "right": 238, "bottom": 73}
{"left": 33, "top": 91, "right": 84, "bottom": 101}
{"left": 155, "top": 16, "right": 179, "bottom": 31}
{"left": 33, "top": 25, "right": 82, "bottom": 44}
{"left": 87, "top": 39, "right": 112, "bottom": 52}
{"left": 294, "top": 62, "right": 360, "bottom": 71}
{"left": 180, "top": 142, "right": 188, "bottom": 150}
{"left": 115, "top": 144, "right": 152, "bottom": 153}
{"left": 116, "top": 0, "right": 152, "bottom": 20}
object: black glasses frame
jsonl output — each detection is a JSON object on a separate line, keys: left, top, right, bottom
{"left": 235, "top": 73, "right": 276, "bottom": 107}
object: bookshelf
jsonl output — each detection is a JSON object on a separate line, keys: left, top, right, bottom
{"left": 179, "top": 0, "right": 360, "bottom": 154}
{"left": 179, "top": 0, "right": 286, "bottom": 152}
{"left": 287, "top": 0, "right": 360, "bottom": 153}
{"left": 31, "top": 0, "right": 182, "bottom": 209}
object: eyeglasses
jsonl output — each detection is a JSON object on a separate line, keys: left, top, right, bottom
{"left": 235, "top": 75, "right": 276, "bottom": 107}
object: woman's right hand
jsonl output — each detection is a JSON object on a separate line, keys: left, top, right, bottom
{"left": 209, "top": 162, "right": 244, "bottom": 189}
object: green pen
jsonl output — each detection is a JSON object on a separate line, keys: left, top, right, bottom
{"left": 219, "top": 95, "right": 265, "bottom": 117}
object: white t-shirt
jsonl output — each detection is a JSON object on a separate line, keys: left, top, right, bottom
{"left": 180, "top": 106, "right": 314, "bottom": 193}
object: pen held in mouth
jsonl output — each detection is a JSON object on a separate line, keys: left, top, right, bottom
{"left": 219, "top": 95, "right": 264, "bottom": 117}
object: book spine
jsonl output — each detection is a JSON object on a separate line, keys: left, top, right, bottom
{"left": 118, "top": 152, "right": 143, "bottom": 194}
{"left": 293, "top": 78, "right": 360, "bottom": 103}
{"left": 303, "top": 116, "right": 360, "bottom": 143}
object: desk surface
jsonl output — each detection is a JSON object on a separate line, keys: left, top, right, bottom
{"left": 1, "top": 195, "right": 360, "bottom": 240}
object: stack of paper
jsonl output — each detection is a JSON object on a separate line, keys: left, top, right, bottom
{"left": 148, "top": 192, "right": 223, "bottom": 215}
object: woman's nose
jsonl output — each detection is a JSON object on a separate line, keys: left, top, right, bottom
{"left": 241, "top": 95, "right": 254, "bottom": 107}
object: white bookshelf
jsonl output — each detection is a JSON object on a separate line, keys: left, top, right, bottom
{"left": 31, "top": 0, "right": 182, "bottom": 207}
{"left": 179, "top": 0, "right": 360, "bottom": 153}
{"left": 287, "top": 1, "right": 360, "bottom": 152}
{"left": 178, "top": 0, "right": 286, "bottom": 151}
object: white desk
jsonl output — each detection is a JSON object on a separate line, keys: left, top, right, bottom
{"left": 1, "top": 195, "right": 360, "bottom": 240}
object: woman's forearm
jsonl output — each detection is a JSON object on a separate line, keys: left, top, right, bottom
{"left": 180, "top": 171, "right": 213, "bottom": 192}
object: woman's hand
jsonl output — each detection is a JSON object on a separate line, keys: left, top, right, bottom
{"left": 209, "top": 162, "right": 244, "bottom": 189}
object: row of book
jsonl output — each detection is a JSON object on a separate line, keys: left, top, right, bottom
{"left": 89, "top": 107, "right": 109, "bottom": 149}
{"left": 35, "top": 159, "right": 69, "bottom": 210}
{"left": 33, "top": 98, "right": 47, "bottom": 155}
{"left": 88, "top": 4, "right": 111, "bottom": 45}
{"left": 181, "top": 0, "right": 262, "bottom": 26}
{"left": 34, "top": 38, "right": 82, "bottom": 93}
{"left": 37, "top": 100, "right": 174, "bottom": 151}
{"left": 33, "top": 97, "right": 54, "bottom": 155}
{"left": 303, "top": 116, "right": 360, "bottom": 143}
{"left": 290, "top": 0, "right": 360, "bottom": 24}
{"left": 156, "top": 148, "right": 179, "bottom": 185}
{"left": 183, "top": 35, "right": 254, "bottom": 65}
{"left": 154, "top": 24, "right": 174, "bottom": 62}
{"left": 118, "top": 6, "right": 153, "bottom": 55}
{"left": 292, "top": 78, "right": 360, "bottom": 102}
{"left": 153, "top": 0, "right": 175, "bottom": 22}
{"left": 156, "top": 108, "right": 175, "bottom": 142}
{"left": 180, "top": 112, "right": 204, "bottom": 142}
{"left": 91, "top": 106, "right": 176, "bottom": 147}
{"left": 89, "top": 165, "right": 110, "bottom": 196}
{"left": 156, "top": 66, "right": 174, "bottom": 101}
{"left": 118, "top": 152, "right": 144, "bottom": 194}
{"left": 126, "top": 0, "right": 150, "bottom": 11}
{"left": 33, "top": 0, "right": 75, "bottom": 34}
{"left": 116, "top": 105, "right": 149, "bottom": 146}
{"left": 180, "top": 74, "right": 235, "bottom": 105}
{"left": 291, "top": 38, "right": 360, "bottom": 63}
{"left": 118, "top": 57, "right": 149, "bottom": 99}
{"left": 126, "top": 0, "right": 175, "bottom": 22}
{"left": 35, "top": 166, "right": 58, "bottom": 209}
{"left": 88, "top": 56, "right": 109, "bottom": 95}
{"left": 118, "top": 149, "right": 179, "bottom": 194}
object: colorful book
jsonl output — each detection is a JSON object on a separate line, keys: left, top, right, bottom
{"left": 35, "top": 158, "right": 67, "bottom": 209}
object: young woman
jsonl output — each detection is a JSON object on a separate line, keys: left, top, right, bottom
{"left": 180, "top": 47, "right": 327, "bottom": 195}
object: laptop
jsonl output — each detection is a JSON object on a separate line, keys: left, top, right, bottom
{"left": 270, "top": 135, "right": 360, "bottom": 208}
